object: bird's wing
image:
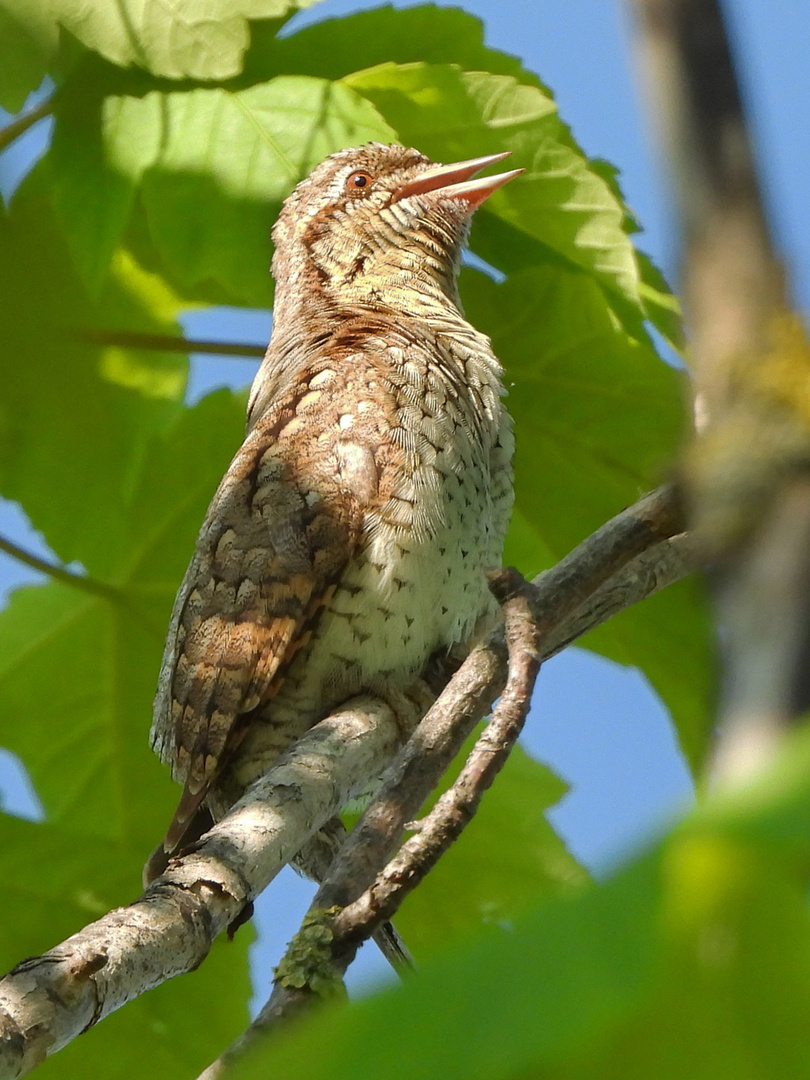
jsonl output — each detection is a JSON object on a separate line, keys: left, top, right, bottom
{"left": 151, "top": 386, "right": 366, "bottom": 855}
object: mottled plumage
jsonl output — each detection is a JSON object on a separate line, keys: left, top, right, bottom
{"left": 148, "top": 143, "right": 518, "bottom": 890}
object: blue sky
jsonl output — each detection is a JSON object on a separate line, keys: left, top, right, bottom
{"left": 0, "top": 0, "right": 807, "bottom": 993}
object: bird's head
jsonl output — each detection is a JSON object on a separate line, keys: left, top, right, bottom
{"left": 271, "top": 143, "right": 521, "bottom": 320}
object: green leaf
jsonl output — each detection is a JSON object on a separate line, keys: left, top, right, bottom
{"left": 59, "top": 0, "right": 312, "bottom": 81}
{"left": 0, "top": 158, "right": 252, "bottom": 1069}
{"left": 344, "top": 63, "right": 647, "bottom": 313}
{"left": 456, "top": 264, "right": 711, "bottom": 767}
{"left": 462, "top": 265, "right": 686, "bottom": 560}
{"left": 132, "top": 78, "right": 395, "bottom": 305}
{"left": 0, "top": 390, "right": 245, "bottom": 844}
{"left": 51, "top": 79, "right": 163, "bottom": 295}
{"left": 0, "top": 0, "right": 56, "bottom": 111}
{"left": 0, "top": 166, "right": 188, "bottom": 571}
{"left": 0, "top": 815, "right": 137, "bottom": 960}
{"left": 0, "top": 583, "right": 156, "bottom": 842}
{"left": 395, "top": 742, "right": 588, "bottom": 958}
{"left": 0, "top": 0, "right": 309, "bottom": 110}
{"left": 637, "top": 248, "right": 686, "bottom": 354}
{"left": 0, "top": 165, "right": 245, "bottom": 837}
{"left": 244, "top": 4, "right": 551, "bottom": 91}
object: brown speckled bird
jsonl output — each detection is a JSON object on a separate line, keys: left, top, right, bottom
{"left": 147, "top": 143, "right": 519, "bottom": 929}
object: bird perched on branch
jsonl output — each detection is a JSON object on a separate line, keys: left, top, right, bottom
{"left": 146, "top": 143, "right": 519, "bottom": 959}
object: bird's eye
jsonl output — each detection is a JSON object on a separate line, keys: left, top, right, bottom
{"left": 346, "top": 170, "right": 374, "bottom": 195}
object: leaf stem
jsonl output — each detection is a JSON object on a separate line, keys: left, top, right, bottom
{"left": 0, "top": 99, "right": 54, "bottom": 155}
{"left": 75, "top": 328, "right": 265, "bottom": 358}
{"left": 0, "top": 534, "right": 119, "bottom": 600}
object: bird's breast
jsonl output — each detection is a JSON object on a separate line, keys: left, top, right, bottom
{"left": 271, "top": 342, "right": 508, "bottom": 716}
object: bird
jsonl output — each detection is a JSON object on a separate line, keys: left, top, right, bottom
{"left": 146, "top": 143, "right": 519, "bottom": 964}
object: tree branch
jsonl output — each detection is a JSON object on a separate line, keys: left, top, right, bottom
{"left": 0, "top": 99, "right": 53, "bottom": 156}
{"left": 333, "top": 569, "right": 539, "bottom": 928}
{"left": 197, "top": 486, "right": 693, "bottom": 1074}
{"left": 0, "top": 700, "right": 402, "bottom": 1080}
{"left": 630, "top": 0, "right": 810, "bottom": 787}
{"left": 73, "top": 328, "right": 265, "bottom": 358}
{"left": 0, "top": 486, "right": 697, "bottom": 1079}
{"left": 0, "top": 535, "right": 119, "bottom": 601}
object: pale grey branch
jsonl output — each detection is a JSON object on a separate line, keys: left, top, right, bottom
{"left": 0, "top": 489, "right": 700, "bottom": 1080}
{"left": 197, "top": 488, "right": 698, "bottom": 1076}
{"left": 0, "top": 700, "right": 400, "bottom": 1080}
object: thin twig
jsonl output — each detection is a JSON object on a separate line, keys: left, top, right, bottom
{"left": 0, "top": 99, "right": 53, "bottom": 156}
{"left": 197, "top": 486, "right": 692, "bottom": 1074}
{"left": 0, "top": 487, "right": 698, "bottom": 1079}
{"left": 0, "top": 534, "right": 119, "bottom": 601}
{"left": 332, "top": 570, "right": 540, "bottom": 951}
{"left": 74, "top": 328, "right": 265, "bottom": 358}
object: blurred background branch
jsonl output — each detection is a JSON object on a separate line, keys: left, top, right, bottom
{"left": 630, "top": 0, "right": 810, "bottom": 785}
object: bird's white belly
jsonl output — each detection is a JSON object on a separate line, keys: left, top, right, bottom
{"left": 279, "top": 496, "right": 498, "bottom": 712}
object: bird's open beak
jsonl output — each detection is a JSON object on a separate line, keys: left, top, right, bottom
{"left": 391, "top": 151, "right": 524, "bottom": 209}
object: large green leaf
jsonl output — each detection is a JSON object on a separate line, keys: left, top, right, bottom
{"left": 0, "top": 0, "right": 57, "bottom": 110}
{"left": 234, "top": 730, "right": 810, "bottom": 1080}
{"left": 52, "top": 76, "right": 396, "bottom": 301}
{"left": 0, "top": 815, "right": 137, "bottom": 959}
{"left": 56, "top": 0, "right": 308, "bottom": 80}
{"left": 243, "top": 4, "right": 551, "bottom": 91}
{"left": 0, "top": 166, "right": 187, "bottom": 572}
{"left": 0, "top": 390, "right": 245, "bottom": 842}
{"left": 0, "top": 0, "right": 313, "bottom": 95}
{"left": 0, "top": 160, "right": 261, "bottom": 1079}
{"left": 395, "top": 741, "right": 588, "bottom": 958}
{"left": 463, "top": 262, "right": 686, "bottom": 559}
{"left": 50, "top": 78, "right": 164, "bottom": 296}
{"left": 344, "top": 63, "right": 646, "bottom": 315}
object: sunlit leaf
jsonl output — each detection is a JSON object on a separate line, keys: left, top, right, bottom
{"left": 344, "top": 63, "right": 646, "bottom": 312}
{"left": 0, "top": 0, "right": 56, "bottom": 110}
{"left": 0, "top": 167, "right": 187, "bottom": 571}
{"left": 0, "top": 390, "right": 245, "bottom": 843}
{"left": 244, "top": 4, "right": 551, "bottom": 91}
